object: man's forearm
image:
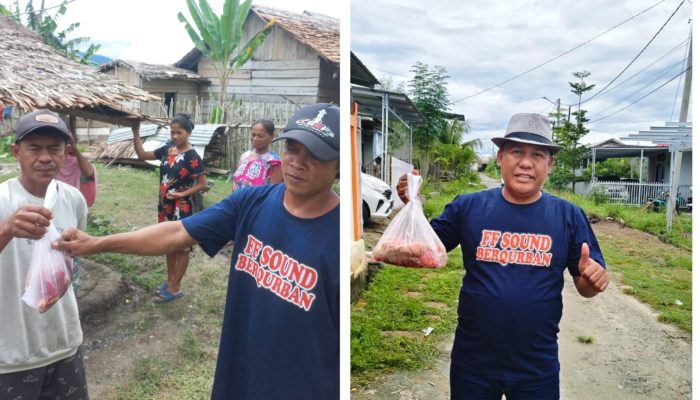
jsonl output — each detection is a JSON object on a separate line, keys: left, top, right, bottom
{"left": 95, "top": 221, "right": 197, "bottom": 256}
{"left": 74, "top": 150, "right": 95, "bottom": 179}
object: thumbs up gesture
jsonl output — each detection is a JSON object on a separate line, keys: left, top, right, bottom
{"left": 576, "top": 243, "right": 609, "bottom": 297}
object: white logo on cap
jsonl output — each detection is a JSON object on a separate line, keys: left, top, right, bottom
{"left": 35, "top": 114, "right": 60, "bottom": 124}
{"left": 296, "top": 109, "right": 334, "bottom": 138}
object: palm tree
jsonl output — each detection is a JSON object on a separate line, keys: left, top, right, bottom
{"left": 432, "top": 118, "right": 481, "bottom": 177}
{"left": 178, "top": 0, "right": 276, "bottom": 123}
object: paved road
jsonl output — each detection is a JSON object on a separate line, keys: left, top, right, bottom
{"left": 479, "top": 172, "right": 501, "bottom": 189}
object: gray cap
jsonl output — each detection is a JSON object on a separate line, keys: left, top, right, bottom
{"left": 491, "top": 113, "right": 563, "bottom": 154}
{"left": 15, "top": 109, "right": 71, "bottom": 143}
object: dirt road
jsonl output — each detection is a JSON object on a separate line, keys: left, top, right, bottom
{"left": 353, "top": 175, "right": 691, "bottom": 399}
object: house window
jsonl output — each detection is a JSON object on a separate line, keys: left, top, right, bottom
{"left": 164, "top": 93, "right": 176, "bottom": 117}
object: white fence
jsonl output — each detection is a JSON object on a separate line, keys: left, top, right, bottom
{"left": 590, "top": 180, "right": 692, "bottom": 208}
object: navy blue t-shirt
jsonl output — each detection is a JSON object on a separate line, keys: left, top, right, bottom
{"left": 431, "top": 188, "right": 605, "bottom": 381}
{"left": 182, "top": 184, "right": 339, "bottom": 399}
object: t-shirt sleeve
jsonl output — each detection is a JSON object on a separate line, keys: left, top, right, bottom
{"left": 566, "top": 206, "right": 606, "bottom": 277}
{"left": 181, "top": 192, "right": 241, "bottom": 257}
{"left": 153, "top": 144, "right": 169, "bottom": 160}
{"left": 429, "top": 195, "right": 462, "bottom": 252}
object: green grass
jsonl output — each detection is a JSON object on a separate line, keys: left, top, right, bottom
{"left": 577, "top": 336, "right": 594, "bottom": 344}
{"left": 555, "top": 191, "right": 691, "bottom": 251}
{"left": 351, "top": 250, "right": 464, "bottom": 386}
{"left": 600, "top": 240, "right": 691, "bottom": 332}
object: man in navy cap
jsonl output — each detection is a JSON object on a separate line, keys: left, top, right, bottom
{"left": 0, "top": 109, "right": 89, "bottom": 399}
{"left": 55, "top": 103, "right": 340, "bottom": 399}
{"left": 397, "top": 113, "right": 608, "bottom": 399}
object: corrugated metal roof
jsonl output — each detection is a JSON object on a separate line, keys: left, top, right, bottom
{"left": 106, "top": 124, "right": 224, "bottom": 147}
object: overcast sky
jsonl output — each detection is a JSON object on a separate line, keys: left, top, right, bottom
{"left": 5, "top": 0, "right": 340, "bottom": 64}
{"left": 352, "top": 0, "right": 693, "bottom": 154}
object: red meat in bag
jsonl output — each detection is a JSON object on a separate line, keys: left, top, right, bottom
{"left": 371, "top": 174, "right": 448, "bottom": 268}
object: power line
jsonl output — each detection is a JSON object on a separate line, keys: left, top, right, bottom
{"left": 581, "top": 0, "right": 687, "bottom": 105}
{"left": 593, "top": 57, "right": 686, "bottom": 114}
{"left": 0, "top": 0, "right": 78, "bottom": 19}
{"left": 450, "top": 0, "right": 669, "bottom": 104}
{"left": 592, "top": 38, "right": 688, "bottom": 100}
{"left": 588, "top": 65, "right": 690, "bottom": 123}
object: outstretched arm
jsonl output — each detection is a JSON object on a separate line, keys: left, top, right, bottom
{"left": 53, "top": 221, "right": 197, "bottom": 257}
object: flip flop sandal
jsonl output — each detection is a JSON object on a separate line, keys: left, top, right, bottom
{"left": 153, "top": 290, "right": 185, "bottom": 304}
{"left": 154, "top": 282, "right": 169, "bottom": 295}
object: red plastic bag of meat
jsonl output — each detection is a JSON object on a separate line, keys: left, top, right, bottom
{"left": 21, "top": 180, "right": 74, "bottom": 313}
{"left": 372, "top": 174, "right": 448, "bottom": 268}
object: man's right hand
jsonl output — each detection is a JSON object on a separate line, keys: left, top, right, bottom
{"left": 52, "top": 228, "right": 98, "bottom": 256}
{"left": 2, "top": 205, "right": 53, "bottom": 240}
{"left": 396, "top": 170, "right": 421, "bottom": 204}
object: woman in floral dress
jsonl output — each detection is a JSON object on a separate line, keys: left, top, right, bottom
{"left": 131, "top": 114, "right": 207, "bottom": 303}
{"left": 232, "top": 119, "right": 283, "bottom": 191}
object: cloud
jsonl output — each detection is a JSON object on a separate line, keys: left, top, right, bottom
{"left": 352, "top": 0, "right": 692, "bottom": 144}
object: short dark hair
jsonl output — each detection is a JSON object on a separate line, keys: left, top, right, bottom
{"left": 252, "top": 119, "right": 275, "bottom": 135}
{"left": 171, "top": 114, "right": 194, "bottom": 132}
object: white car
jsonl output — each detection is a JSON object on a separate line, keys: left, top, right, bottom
{"left": 361, "top": 173, "right": 393, "bottom": 223}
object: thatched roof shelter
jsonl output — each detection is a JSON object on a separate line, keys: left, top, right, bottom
{"left": 0, "top": 16, "right": 163, "bottom": 126}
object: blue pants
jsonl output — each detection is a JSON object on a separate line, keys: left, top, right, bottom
{"left": 450, "top": 365, "right": 559, "bottom": 400}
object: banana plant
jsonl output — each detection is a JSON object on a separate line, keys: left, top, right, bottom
{"left": 178, "top": 0, "right": 275, "bottom": 123}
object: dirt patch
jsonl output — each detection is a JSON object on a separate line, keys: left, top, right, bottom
{"left": 80, "top": 249, "right": 231, "bottom": 398}
{"left": 404, "top": 291, "right": 422, "bottom": 298}
{"left": 424, "top": 301, "right": 448, "bottom": 310}
{"left": 380, "top": 331, "right": 425, "bottom": 339}
{"left": 425, "top": 315, "right": 441, "bottom": 322}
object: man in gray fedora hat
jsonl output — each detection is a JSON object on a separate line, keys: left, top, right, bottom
{"left": 397, "top": 113, "right": 608, "bottom": 399}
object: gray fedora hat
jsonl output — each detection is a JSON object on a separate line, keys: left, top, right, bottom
{"left": 491, "top": 113, "right": 563, "bottom": 154}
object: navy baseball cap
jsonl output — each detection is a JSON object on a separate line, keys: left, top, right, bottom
{"left": 15, "top": 109, "right": 72, "bottom": 143}
{"left": 274, "top": 103, "right": 339, "bottom": 162}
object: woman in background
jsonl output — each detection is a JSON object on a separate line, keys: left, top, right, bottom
{"left": 232, "top": 119, "right": 283, "bottom": 191}
{"left": 131, "top": 114, "right": 207, "bottom": 303}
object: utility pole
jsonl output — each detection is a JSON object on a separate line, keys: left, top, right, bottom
{"left": 667, "top": 34, "right": 692, "bottom": 230}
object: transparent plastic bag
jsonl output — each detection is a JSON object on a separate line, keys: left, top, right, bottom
{"left": 372, "top": 174, "right": 448, "bottom": 268}
{"left": 22, "top": 180, "right": 74, "bottom": 313}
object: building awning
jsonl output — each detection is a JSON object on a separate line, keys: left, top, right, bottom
{"left": 351, "top": 86, "right": 423, "bottom": 125}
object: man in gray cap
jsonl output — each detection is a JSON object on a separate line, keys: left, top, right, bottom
{"left": 54, "top": 103, "right": 340, "bottom": 400}
{"left": 0, "top": 109, "right": 89, "bottom": 399}
{"left": 397, "top": 113, "right": 608, "bottom": 399}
